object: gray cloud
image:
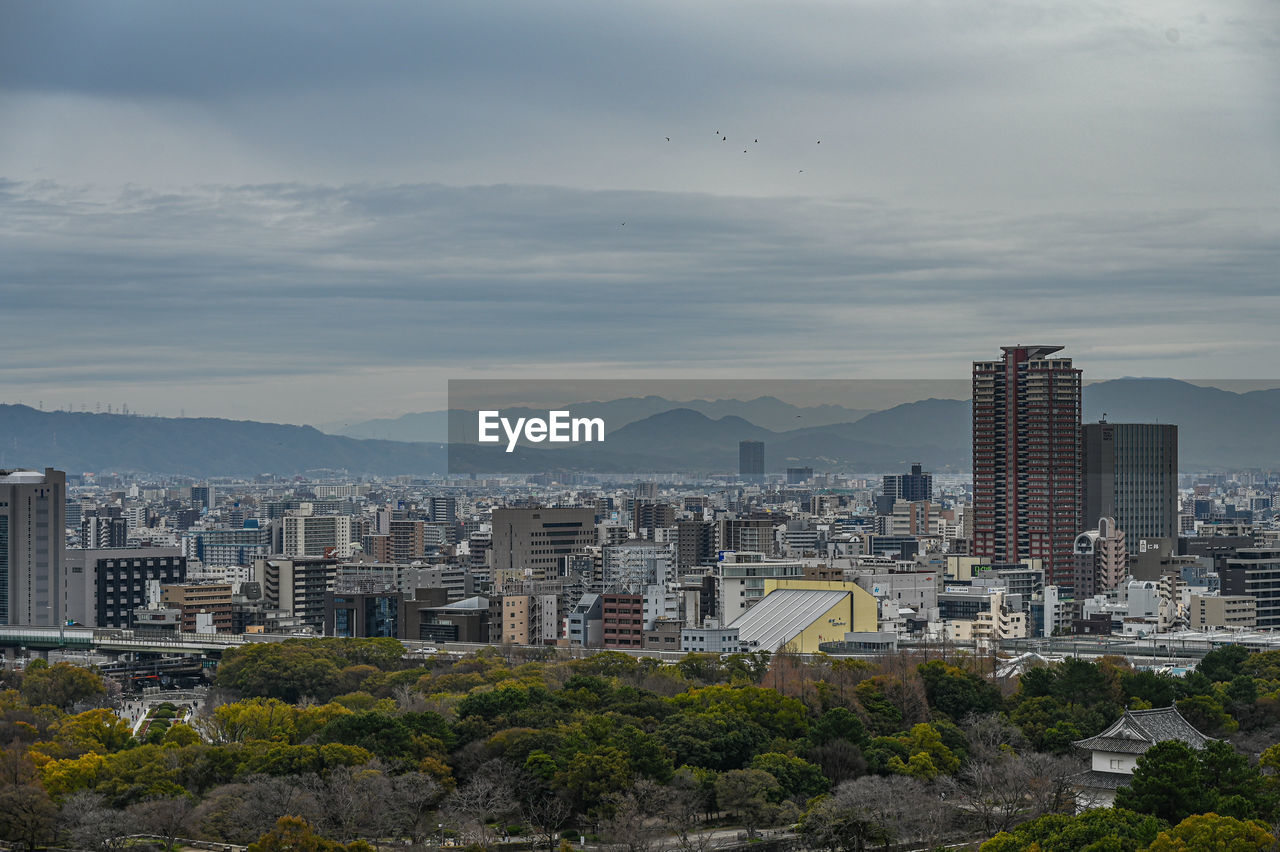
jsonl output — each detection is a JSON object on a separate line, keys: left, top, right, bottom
{"left": 0, "top": 178, "right": 1276, "bottom": 422}
{"left": 0, "top": 1, "right": 1276, "bottom": 423}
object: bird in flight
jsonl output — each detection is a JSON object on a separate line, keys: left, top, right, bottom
{"left": 665, "top": 137, "right": 670, "bottom": 142}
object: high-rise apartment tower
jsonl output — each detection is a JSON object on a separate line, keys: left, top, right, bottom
{"left": 972, "top": 346, "right": 1082, "bottom": 587}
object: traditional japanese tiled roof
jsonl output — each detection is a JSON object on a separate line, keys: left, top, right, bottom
{"left": 1074, "top": 736, "right": 1152, "bottom": 754}
{"left": 1070, "top": 769, "right": 1132, "bottom": 790}
{"left": 1073, "top": 706, "right": 1213, "bottom": 754}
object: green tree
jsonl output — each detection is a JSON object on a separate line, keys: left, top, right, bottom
{"left": 1121, "top": 670, "right": 1182, "bottom": 709}
{"left": 1199, "top": 739, "right": 1272, "bottom": 820}
{"left": 1175, "top": 695, "right": 1236, "bottom": 736}
{"left": 1114, "top": 741, "right": 1212, "bottom": 824}
{"left": 670, "top": 685, "right": 808, "bottom": 740}
{"left": 313, "top": 711, "right": 435, "bottom": 764}
{"left": 980, "top": 807, "right": 1163, "bottom": 852}
{"left": 31, "top": 708, "right": 133, "bottom": 760}
{"left": 1197, "top": 644, "right": 1250, "bottom": 683}
{"left": 749, "top": 752, "right": 829, "bottom": 801}
{"left": 1144, "top": 812, "right": 1275, "bottom": 851}
{"left": 715, "top": 768, "right": 783, "bottom": 839}
{"left": 556, "top": 746, "right": 633, "bottom": 815}
{"left": 917, "top": 660, "right": 1002, "bottom": 719}
{"left": 809, "top": 707, "right": 868, "bottom": 748}
{"left": 656, "top": 712, "right": 769, "bottom": 771}
{"left": 216, "top": 643, "right": 341, "bottom": 703}
{"left": 206, "top": 697, "right": 298, "bottom": 744}
{"left": 19, "top": 662, "right": 106, "bottom": 710}
{"left": 161, "top": 721, "right": 202, "bottom": 747}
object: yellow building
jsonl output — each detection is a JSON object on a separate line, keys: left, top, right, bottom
{"left": 730, "top": 579, "right": 879, "bottom": 654}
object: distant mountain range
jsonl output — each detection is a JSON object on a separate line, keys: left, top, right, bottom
{"left": 0, "top": 405, "right": 445, "bottom": 477}
{"left": 322, "top": 395, "right": 872, "bottom": 442}
{"left": 450, "top": 399, "right": 970, "bottom": 474}
{"left": 437, "top": 379, "right": 1280, "bottom": 474}
{"left": 0, "top": 379, "right": 1274, "bottom": 476}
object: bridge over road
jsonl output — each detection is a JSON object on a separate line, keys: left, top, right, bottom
{"left": 0, "top": 625, "right": 251, "bottom": 659}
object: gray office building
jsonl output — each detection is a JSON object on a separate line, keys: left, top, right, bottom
{"left": 490, "top": 507, "right": 597, "bottom": 582}
{"left": 676, "top": 519, "right": 717, "bottom": 569}
{"left": 64, "top": 547, "right": 187, "bottom": 628}
{"left": 0, "top": 469, "right": 66, "bottom": 626}
{"left": 1221, "top": 549, "right": 1280, "bottom": 629}
{"left": 878, "top": 463, "right": 933, "bottom": 515}
{"left": 739, "top": 441, "right": 765, "bottom": 480}
{"left": 1082, "top": 423, "right": 1178, "bottom": 555}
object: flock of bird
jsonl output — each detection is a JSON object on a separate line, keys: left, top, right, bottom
{"left": 619, "top": 130, "right": 825, "bottom": 227}
{"left": 679, "top": 130, "right": 822, "bottom": 167}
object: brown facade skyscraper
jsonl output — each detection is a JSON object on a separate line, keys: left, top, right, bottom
{"left": 972, "top": 346, "right": 1082, "bottom": 587}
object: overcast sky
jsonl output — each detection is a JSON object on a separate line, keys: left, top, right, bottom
{"left": 1, "top": 0, "right": 1276, "bottom": 426}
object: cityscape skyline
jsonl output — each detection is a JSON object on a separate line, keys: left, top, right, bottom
{"left": 1, "top": 3, "right": 1278, "bottom": 847}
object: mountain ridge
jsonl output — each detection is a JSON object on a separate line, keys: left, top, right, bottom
{"left": 1, "top": 378, "right": 1275, "bottom": 476}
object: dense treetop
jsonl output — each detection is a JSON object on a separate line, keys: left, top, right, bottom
{"left": 2, "top": 640, "right": 1280, "bottom": 849}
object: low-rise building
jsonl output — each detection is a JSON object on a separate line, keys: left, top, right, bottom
{"left": 324, "top": 588, "right": 400, "bottom": 638}
{"left": 680, "top": 623, "right": 740, "bottom": 653}
{"left": 160, "top": 581, "right": 234, "bottom": 633}
{"left": 944, "top": 591, "right": 1028, "bottom": 642}
{"left": 602, "top": 594, "right": 644, "bottom": 649}
{"left": 1188, "top": 594, "right": 1257, "bottom": 630}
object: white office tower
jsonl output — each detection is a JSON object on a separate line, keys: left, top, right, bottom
{"left": 0, "top": 468, "right": 66, "bottom": 626}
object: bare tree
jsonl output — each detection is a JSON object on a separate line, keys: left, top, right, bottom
{"left": 662, "top": 770, "right": 714, "bottom": 852}
{"left": 960, "top": 712, "right": 1028, "bottom": 762}
{"left": 309, "top": 763, "right": 390, "bottom": 842}
{"left": 57, "top": 792, "right": 130, "bottom": 851}
{"left": 875, "top": 654, "right": 930, "bottom": 728}
{"left": 0, "top": 784, "right": 57, "bottom": 852}
{"left": 189, "top": 775, "right": 322, "bottom": 844}
{"left": 393, "top": 683, "right": 430, "bottom": 714}
{"left": 443, "top": 760, "right": 516, "bottom": 851}
{"left": 1018, "top": 752, "right": 1081, "bottom": 820}
{"left": 386, "top": 771, "right": 445, "bottom": 845}
{"left": 128, "top": 795, "right": 196, "bottom": 850}
{"left": 948, "top": 758, "right": 1024, "bottom": 835}
{"left": 805, "top": 776, "right": 951, "bottom": 852}
{"left": 800, "top": 785, "right": 887, "bottom": 852}
{"left": 851, "top": 775, "right": 948, "bottom": 850}
{"left": 603, "top": 780, "right": 670, "bottom": 852}
{"left": 947, "top": 750, "right": 1081, "bottom": 835}
{"left": 522, "top": 789, "right": 573, "bottom": 852}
